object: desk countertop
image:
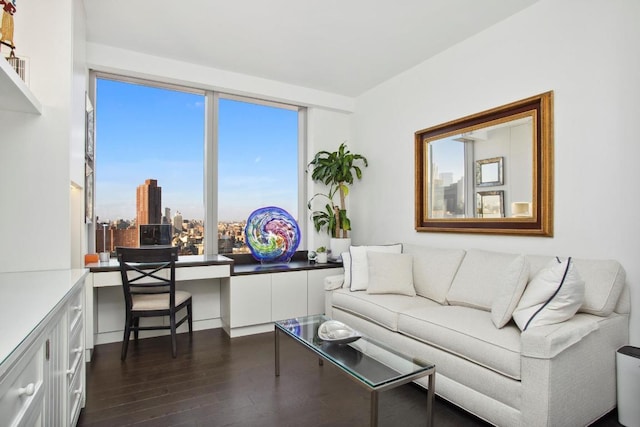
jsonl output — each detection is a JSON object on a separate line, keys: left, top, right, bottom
{"left": 0, "top": 269, "right": 89, "bottom": 374}
{"left": 87, "top": 254, "right": 233, "bottom": 272}
{"left": 87, "top": 253, "right": 342, "bottom": 276}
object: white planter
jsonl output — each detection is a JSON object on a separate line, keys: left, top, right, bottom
{"left": 329, "top": 238, "right": 351, "bottom": 261}
{"left": 316, "top": 252, "right": 328, "bottom": 264}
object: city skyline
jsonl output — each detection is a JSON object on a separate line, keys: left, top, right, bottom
{"left": 95, "top": 78, "right": 298, "bottom": 224}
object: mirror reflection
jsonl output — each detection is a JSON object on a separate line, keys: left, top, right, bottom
{"left": 415, "top": 91, "right": 553, "bottom": 236}
{"left": 427, "top": 116, "right": 532, "bottom": 219}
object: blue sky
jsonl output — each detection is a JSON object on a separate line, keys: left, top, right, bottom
{"left": 95, "top": 78, "right": 298, "bottom": 223}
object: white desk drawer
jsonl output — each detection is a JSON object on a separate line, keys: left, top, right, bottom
{"left": 68, "top": 326, "right": 83, "bottom": 374}
{"left": 67, "top": 359, "right": 83, "bottom": 426}
{"left": 0, "top": 343, "right": 44, "bottom": 427}
{"left": 68, "top": 291, "right": 84, "bottom": 335}
{"left": 92, "top": 271, "right": 122, "bottom": 287}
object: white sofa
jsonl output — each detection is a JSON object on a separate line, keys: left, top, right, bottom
{"left": 324, "top": 244, "right": 630, "bottom": 427}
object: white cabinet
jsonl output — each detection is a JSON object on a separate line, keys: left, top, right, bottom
{"left": 272, "top": 271, "right": 307, "bottom": 322}
{"left": 0, "top": 271, "right": 86, "bottom": 426}
{"left": 224, "top": 274, "right": 272, "bottom": 328}
{"left": 66, "top": 286, "right": 85, "bottom": 426}
{"left": 0, "top": 339, "right": 46, "bottom": 427}
{"left": 221, "top": 267, "right": 343, "bottom": 337}
{"left": 307, "top": 269, "right": 342, "bottom": 316}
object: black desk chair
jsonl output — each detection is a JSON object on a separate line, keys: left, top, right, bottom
{"left": 116, "top": 246, "right": 193, "bottom": 360}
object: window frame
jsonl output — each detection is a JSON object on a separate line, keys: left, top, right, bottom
{"left": 90, "top": 71, "right": 307, "bottom": 255}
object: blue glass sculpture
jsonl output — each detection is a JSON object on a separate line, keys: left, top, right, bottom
{"left": 245, "top": 206, "right": 301, "bottom": 263}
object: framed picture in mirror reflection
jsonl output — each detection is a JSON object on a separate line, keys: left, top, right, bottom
{"left": 477, "top": 191, "right": 504, "bottom": 218}
{"left": 476, "top": 157, "right": 503, "bottom": 187}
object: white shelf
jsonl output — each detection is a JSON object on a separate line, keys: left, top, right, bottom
{"left": 0, "top": 56, "right": 41, "bottom": 114}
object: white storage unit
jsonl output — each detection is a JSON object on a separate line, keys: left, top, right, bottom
{"left": 0, "top": 270, "right": 88, "bottom": 426}
{"left": 221, "top": 266, "right": 343, "bottom": 337}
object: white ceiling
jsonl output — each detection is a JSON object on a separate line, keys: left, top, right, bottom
{"left": 83, "top": 0, "right": 539, "bottom": 97}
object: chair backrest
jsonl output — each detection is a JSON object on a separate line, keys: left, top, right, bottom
{"left": 116, "top": 246, "right": 179, "bottom": 309}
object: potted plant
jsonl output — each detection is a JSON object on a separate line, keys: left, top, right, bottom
{"left": 316, "top": 246, "right": 328, "bottom": 264}
{"left": 307, "top": 142, "right": 368, "bottom": 259}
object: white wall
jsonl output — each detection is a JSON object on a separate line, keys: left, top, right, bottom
{"left": 351, "top": 0, "right": 640, "bottom": 344}
{"left": 0, "top": 0, "right": 86, "bottom": 273}
{"left": 306, "top": 107, "right": 353, "bottom": 251}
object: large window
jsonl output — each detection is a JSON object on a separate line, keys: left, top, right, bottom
{"left": 93, "top": 74, "right": 304, "bottom": 256}
{"left": 217, "top": 97, "right": 299, "bottom": 254}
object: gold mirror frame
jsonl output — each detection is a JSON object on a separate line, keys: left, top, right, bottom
{"left": 415, "top": 91, "right": 553, "bottom": 236}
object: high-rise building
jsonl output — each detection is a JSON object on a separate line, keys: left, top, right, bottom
{"left": 173, "top": 211, "right": 183, "bottom": 234}
{"left": 136, "top": 179, "right": 162, "bottom": 226}
{"left": 162, "top": 207, "right": 171, "bottom": 224}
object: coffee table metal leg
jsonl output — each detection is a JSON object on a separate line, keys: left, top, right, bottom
{"left": 275, "top": 327, "right": 280, "bottom": 377}
{"left": 370, "top": 390, "right": 379, "bottom": 427}
{"left": 426, "top": 372, "right": 435, "bottom": 427}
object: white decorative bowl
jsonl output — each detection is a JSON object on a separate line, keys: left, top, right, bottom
{"left": 318, "top": 320, "right": 361, "bottom": 344}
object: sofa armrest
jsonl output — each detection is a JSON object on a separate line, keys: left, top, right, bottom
{"left": 520, "top": 313, "right": 600, "bottom": 359}
{"left": 324, "top": 274, "right": 345, "bottom": 291}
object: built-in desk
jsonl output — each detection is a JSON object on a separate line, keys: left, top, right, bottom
{"left": 86, "top": 253, "right": 343, "bottom": 352}
{"left": 86, "top": 254, "right": 233, "bottom": 356}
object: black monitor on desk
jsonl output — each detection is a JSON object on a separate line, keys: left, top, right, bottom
{"left": 139, "top": 224, "right": 172, "bottom": 246}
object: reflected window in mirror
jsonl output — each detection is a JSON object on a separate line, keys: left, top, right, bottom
{"left": 415, "top": 91, "right": 553, "bottom": 236}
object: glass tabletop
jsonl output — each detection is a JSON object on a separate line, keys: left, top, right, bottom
{"left": 275, "top": 314, "right": 434, "bottom": 389}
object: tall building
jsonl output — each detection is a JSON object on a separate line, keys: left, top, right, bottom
{"left": 173, "top": 211, "right": 183, "bottom": 234}
{"left": 136, "top": 179, "right": 162, "bottom": 226}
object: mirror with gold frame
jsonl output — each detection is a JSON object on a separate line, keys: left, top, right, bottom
{"left": 414, "top": 91, "right": 553, "bottom": 236}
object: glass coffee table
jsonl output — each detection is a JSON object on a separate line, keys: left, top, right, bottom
{"left": 275, "top": 314, "right": 435, "bottom": 427}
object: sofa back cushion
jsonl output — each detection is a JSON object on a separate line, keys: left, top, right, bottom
{"left": 402, "top": 244, "right": 465, "bottom": 304}
{"left": 447, "top": 249, "right": 521, "bottom": 311}
{"left": 526, "top": 255, "right": 626, "bottom": 316}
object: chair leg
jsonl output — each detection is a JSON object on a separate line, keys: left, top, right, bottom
{"left": 133, "top": 317, "right": 140, "bottom": 341}
{"left": 121, "top": 312, "right": 132, "bottom": 361}
{"left": 170, "top": 312, "right": 177, "bottom": 358}
{"left": 187, "top": 301, "right": 193, "bottom": 337}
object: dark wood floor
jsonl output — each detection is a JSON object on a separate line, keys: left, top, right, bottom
{"left": 78, "top": 328, "right": 622, "bottom": 427}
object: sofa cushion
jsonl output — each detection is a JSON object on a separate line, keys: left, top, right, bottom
{"left": 398, "top": 305, "right": 522, "bottom": 380}
{"left": 491, "top": 255, "right": 530, "bottom": 328}
{"left": 402, "top": 244, "right": 466, "bottom": 304}
{"left": 447, "top": 249, "right": 521, "bottom": 311}
{"left": 366, "top": 252, "right": 416, "bottom": 296}
{"left": 331, "top": 288, "right": 437, "bottom": 331}
{"left": 527, "top": 255, "right": 625, "bottom": 317}
{"left": 348, "top": 244, "right": 403, "bottom": 291}
{"left": 513, "top": 257, "right": 585, "bottom": 331}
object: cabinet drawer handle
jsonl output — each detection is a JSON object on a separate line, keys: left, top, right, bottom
{"left": 18, "top": 383, "right": 35, "bottom": 397}
{"left": 67, "top": 352, "right": 82, "bottom": 376}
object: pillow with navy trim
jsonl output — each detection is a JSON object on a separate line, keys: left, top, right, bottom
{"left": 513, "top": 257, "right": 585, "bottom": 331}
{"left": 349, "top": 244, "right": 403, "bottom": 291}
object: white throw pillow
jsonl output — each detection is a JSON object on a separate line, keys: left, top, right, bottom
{"left": 366, "top": 252, "right": 416, "bottom": 296}
{"left": 349, "top": 244, "right": 403, "bottom": 291}
{"left": 513, "top": 257, "right": 585, "bottom": 331}
{"left": 491, "top": 255, "right": 530, "bottom": 328}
